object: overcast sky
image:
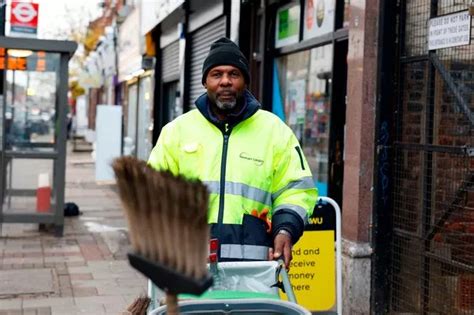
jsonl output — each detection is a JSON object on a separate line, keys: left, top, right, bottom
{"left": 5, "top": 0, "right": 103, "bottom": 39}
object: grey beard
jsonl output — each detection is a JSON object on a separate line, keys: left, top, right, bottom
{"left": 215, "top": 98, "right": 237, "bottom": 110}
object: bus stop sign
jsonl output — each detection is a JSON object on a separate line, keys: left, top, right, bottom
{"left": 10, "top": 1, "right": 39, "bottom": 35}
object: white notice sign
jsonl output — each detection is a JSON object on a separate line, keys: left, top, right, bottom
{"left": 428, "top": 11, "right": 472, "bottom": 50}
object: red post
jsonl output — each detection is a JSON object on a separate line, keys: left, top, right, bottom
{"left": 36, "top": 173, "right": 51, "bottom": 213}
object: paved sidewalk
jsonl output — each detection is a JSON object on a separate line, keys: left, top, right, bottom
{"left": 0, "top": 145, "right": 148, "bottom": 315}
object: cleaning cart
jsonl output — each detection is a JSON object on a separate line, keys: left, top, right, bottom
{"left": 141, "top": 197, "right": 342, "bottom": 315}
{"left": 147, "top": 259, "right": 311, "bottom": 315}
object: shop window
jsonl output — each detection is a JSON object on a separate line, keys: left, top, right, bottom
{"left": 273, "top": 44, "right": 333, "bottom": 196}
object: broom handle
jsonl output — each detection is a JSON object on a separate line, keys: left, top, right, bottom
{"left": 166, "top": 293, "right": 179, "bottom": 315}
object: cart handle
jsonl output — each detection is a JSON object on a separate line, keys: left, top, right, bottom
{"left": 277, "top": 259, "right": 297, "bottom": 304}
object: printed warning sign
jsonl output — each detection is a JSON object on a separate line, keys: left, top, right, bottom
{"left": 428, "top": 10, "right": 471, "bottom": 50}
{"left": 280, "top": 230, "right": 335, "bottom": 311}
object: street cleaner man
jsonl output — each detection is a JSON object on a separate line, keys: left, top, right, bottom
{"left": 148, "top": 37, "right": 317, "bottom": 268}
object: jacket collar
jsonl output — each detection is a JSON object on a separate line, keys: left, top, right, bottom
{"left": 194, "top": 90, "right": 261, "bottom": 130}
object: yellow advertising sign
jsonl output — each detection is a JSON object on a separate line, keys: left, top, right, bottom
{"left": 280, "top": 230, "right": 335, "bottom": 311}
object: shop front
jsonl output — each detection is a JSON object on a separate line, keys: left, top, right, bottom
{"left": 264, "top": 0, "right": 349, "bottom": 205}
{"left": 118, "top": 7, "right": 151, "bottom": 157}
{"left": 156, "top": 6, "right": 185, "bottom": 143}
{"left": 121, "top": 71, "right": 154, "bottom": 159}
{"left": 142, "top": 0, "right": 230, "bottom": 143}
{"left": 140, "top": 0, "right": 185, "bottom": 144}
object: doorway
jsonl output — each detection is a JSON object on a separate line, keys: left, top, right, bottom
{"left": 163, "top": 80, "right": 180, "bottom": 123}
{"left": 328, "top": 39, "right": 348, "bottom": 207}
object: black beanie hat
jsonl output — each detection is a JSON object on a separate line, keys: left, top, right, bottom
{"left": 202, "top": 37, "right": 250, "bottom": 84}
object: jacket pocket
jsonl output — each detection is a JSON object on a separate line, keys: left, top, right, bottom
{"left": 242, "top": 214, "right": 272, "bottom": 247}
{"left": 179, "top": 142, "right": 202, "bottom": 178}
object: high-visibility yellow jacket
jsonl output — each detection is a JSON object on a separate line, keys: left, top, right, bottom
{"left": 148, "top": 90, "right": 317, "bottom": 261}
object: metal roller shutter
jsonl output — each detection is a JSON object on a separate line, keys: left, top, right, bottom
{"left": 162, "top": 40, "right": 180, "bottom": 83}
{"left": 188, "top": 17, "right": 226, "bottom": 108}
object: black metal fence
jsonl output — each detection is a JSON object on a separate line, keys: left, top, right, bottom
{"left": 390, "top": 0, "right": 473, "bottom": 313}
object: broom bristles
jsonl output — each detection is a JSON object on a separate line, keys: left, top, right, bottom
{"left": 112, "top": 156, "right": 210, "bottom": 279}
{"left": 125, "top": 295, "right": 151, "bottom": 315}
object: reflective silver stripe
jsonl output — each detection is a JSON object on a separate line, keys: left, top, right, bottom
{"left": 220, "top": 244, "right": 269, "bottom": 260}
{"left": 273, "top": 204, "right": 309, "bottom": 223}
{"left": 204, "top": 181, "right": 220, "bottom": 193}
{"left": 203, "top": 181, "right": 272, "bottom": 206}
{"left": 271, "top": 176, "right": 315, "bottom": 202}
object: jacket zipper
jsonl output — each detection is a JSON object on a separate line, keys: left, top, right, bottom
{"left": 218, "top": 123, "right": 231, "bottom": 224}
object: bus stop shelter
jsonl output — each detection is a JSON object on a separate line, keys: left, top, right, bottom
{"left": 0, "top": 36, "right": 77, "bottom": 236}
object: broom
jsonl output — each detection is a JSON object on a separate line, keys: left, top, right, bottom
{"left": 112, "top": 156, "right": 213, "bottom": 315}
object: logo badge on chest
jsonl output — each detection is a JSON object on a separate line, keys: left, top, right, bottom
{"left": 239, "top": 152, "right": 264, "bottom": 166}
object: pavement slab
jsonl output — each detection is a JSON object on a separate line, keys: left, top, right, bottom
{"left": 0, "top": 269, "right": 55, "bottom": 296}
{"left": 0, "top": 299, "right": 22, "bottom": 310}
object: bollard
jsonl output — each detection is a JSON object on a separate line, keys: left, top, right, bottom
{"left": 36, "top": 173, "right": 51, "bottom": 213}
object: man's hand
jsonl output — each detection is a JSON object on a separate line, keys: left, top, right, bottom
{"left": 268, "top": 231, "right": 292, "bottom": 269}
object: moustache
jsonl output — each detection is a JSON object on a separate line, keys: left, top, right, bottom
{"left": 217, "top": 90, "right": 236, "bottom": 97}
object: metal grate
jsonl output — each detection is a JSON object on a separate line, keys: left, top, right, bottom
{"left": 390, "top": 0, "right": 474, "bottom": 314}
{"left": 188, "top": 17, "right": 226, "bottom": 108}
{"left": 162, "top": 40, "right": 180, "bottom": 83}
{"left": 404, "top": 0, "right": 431, "bottom": 56}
